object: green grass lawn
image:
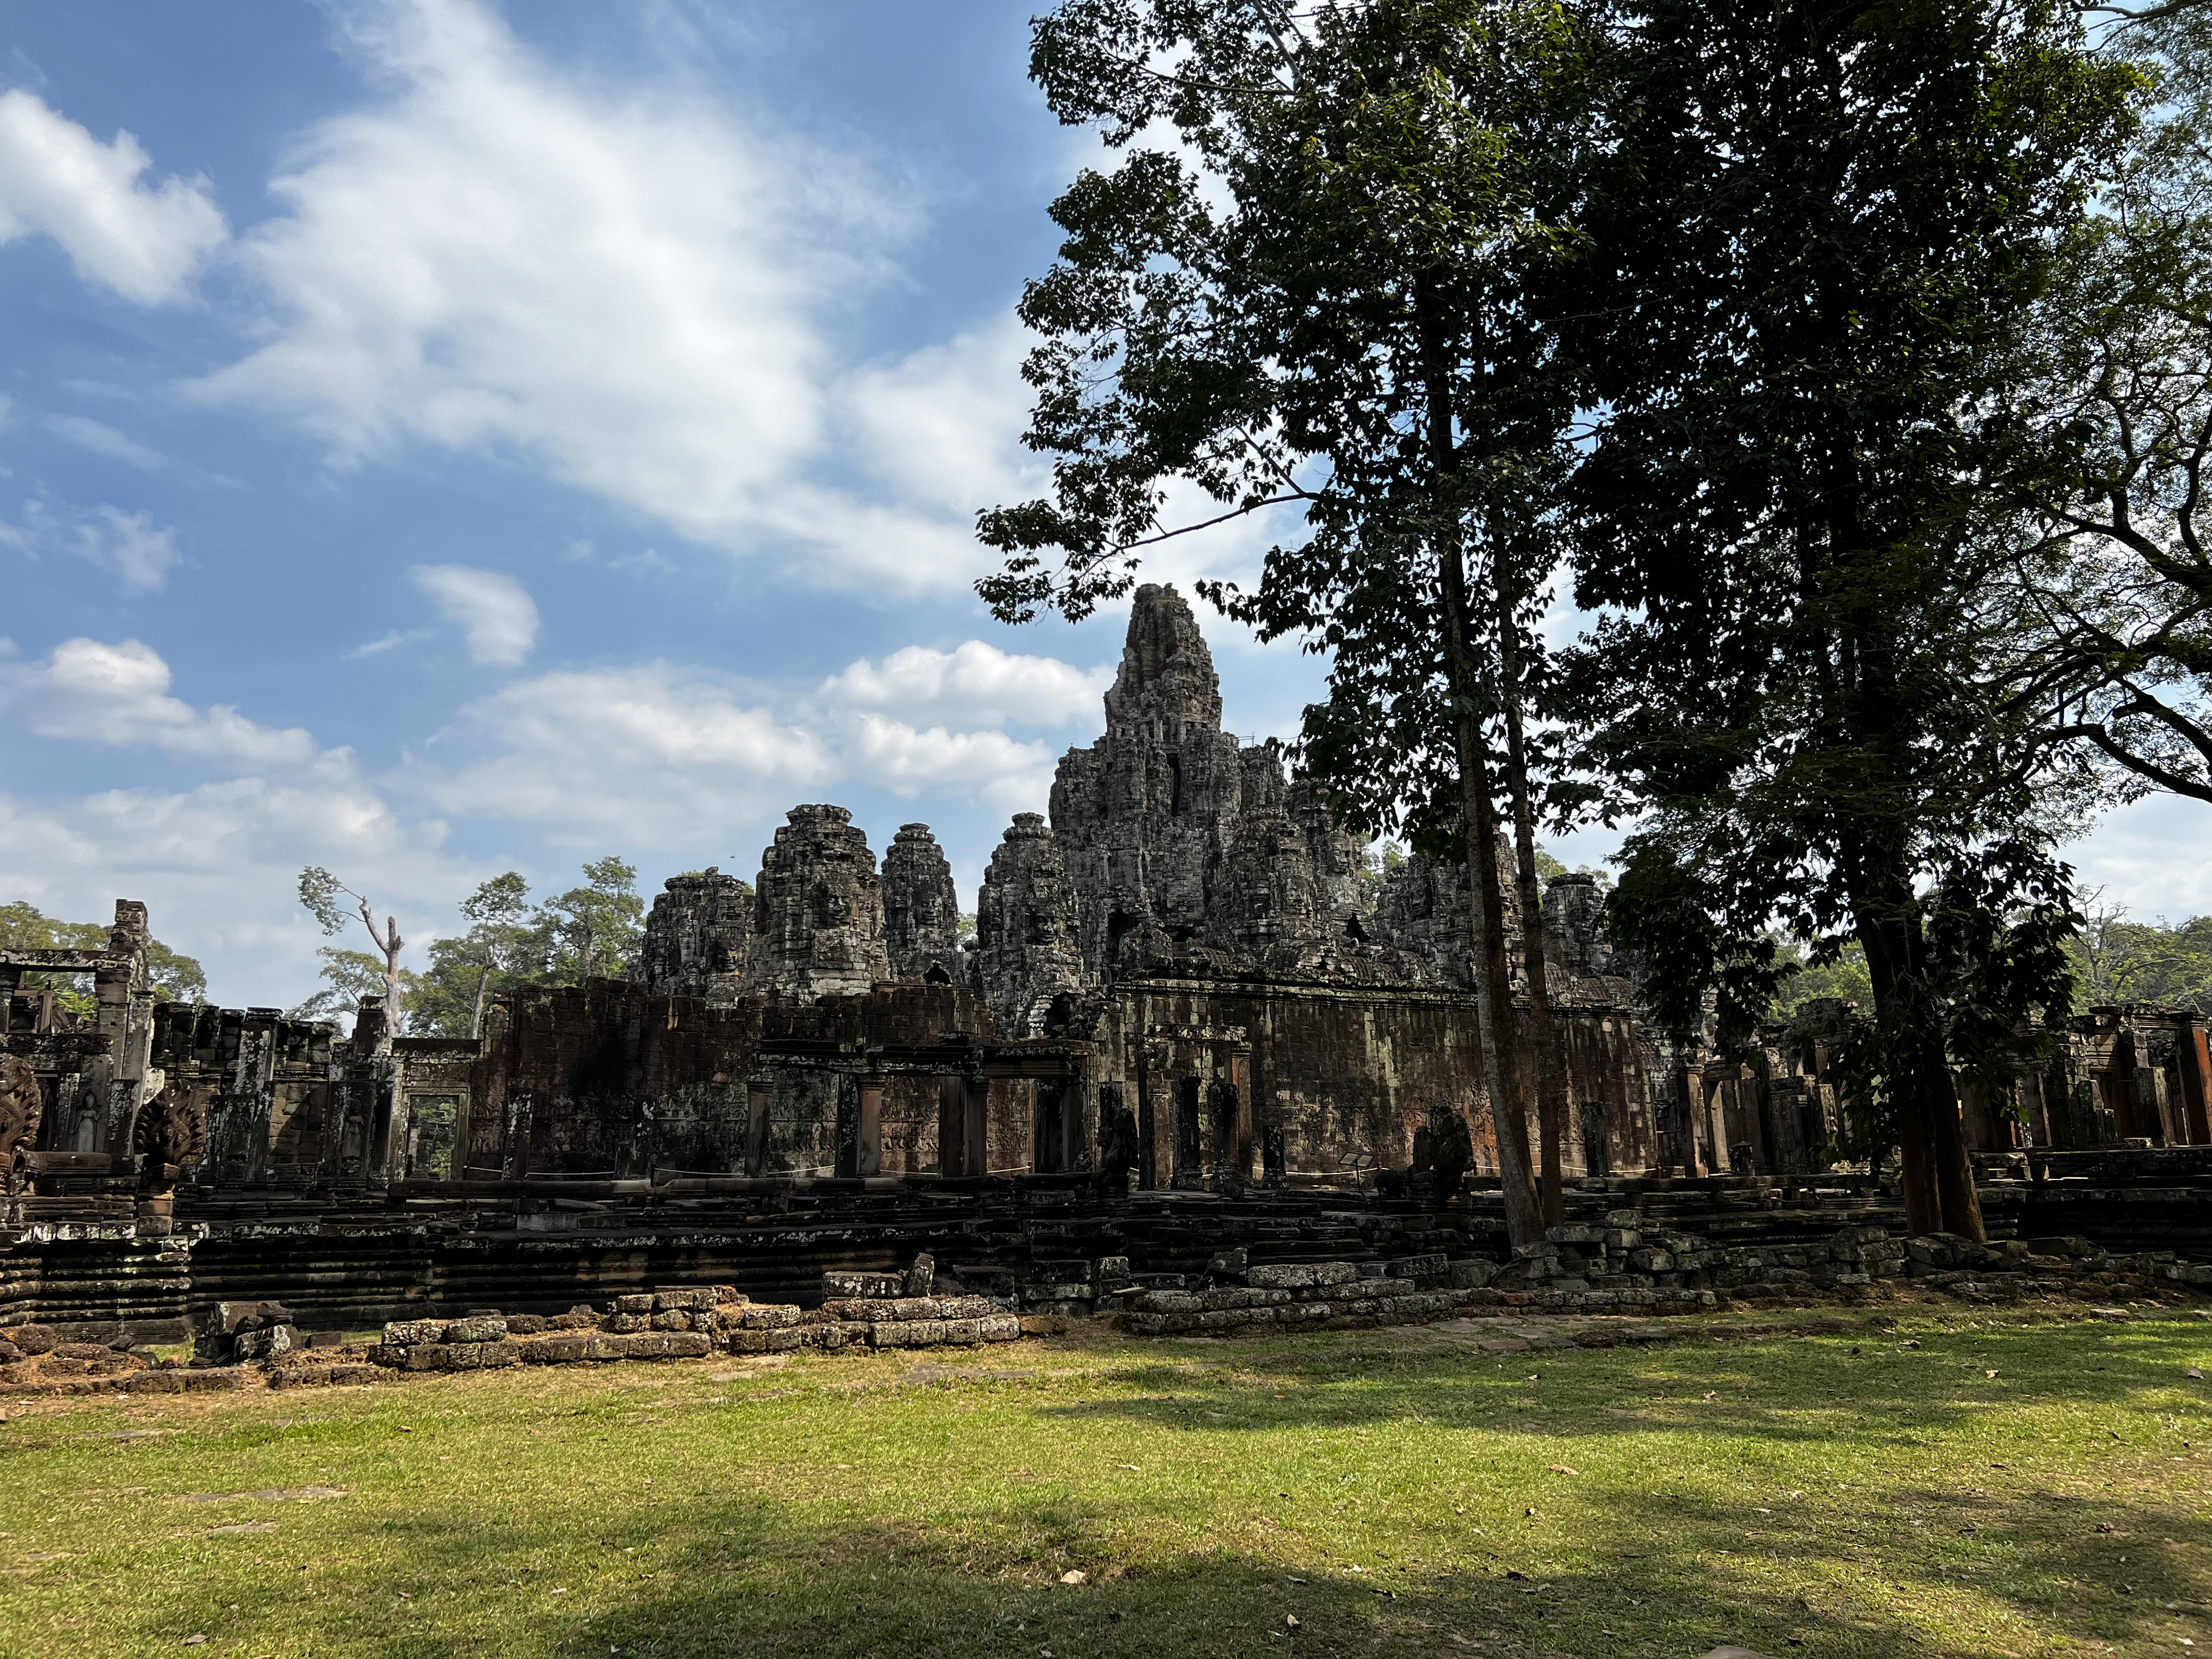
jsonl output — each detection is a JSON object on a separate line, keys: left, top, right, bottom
{"left": 1, "top": 1306, "right": 2206, "bottom": 1659}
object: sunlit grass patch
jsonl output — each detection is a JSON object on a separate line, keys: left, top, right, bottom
{"left": 0, "top": 1306, "right": 2205, "bottom": 1658}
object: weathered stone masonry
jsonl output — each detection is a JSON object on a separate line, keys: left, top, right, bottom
{"left": 3, "top": 584, "right": 2209, "bottom": 1344}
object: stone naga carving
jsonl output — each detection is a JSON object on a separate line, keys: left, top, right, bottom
{"left": 0, "top": 1052, "right": 45, "bottom": 1166}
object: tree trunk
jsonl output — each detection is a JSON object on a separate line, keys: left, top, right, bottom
{"left": 1418, "top": 279, "right": 1543, "bottom": 1249}
{"left": 1440, "top": 543, "right": 1545, "bottom": 1248}
{"left": 1854, "top": 875, "right": 1985, "bottom": 1241}
{"left": 1491, "top": 557, "right": 1569, "bottom": 1227}
{"left": 470, "top": 955, "right": 492, "bottom": 1041}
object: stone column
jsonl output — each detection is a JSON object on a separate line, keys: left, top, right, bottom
{"left": 1230, "top": 1053, "right": 1254, "bottom": 1186}
{"left": 2179, "top": 1019, "right": 2212, "bottom": 1145}
{"left": 857, "top": 1076, "right": 884, "bottom": 1177}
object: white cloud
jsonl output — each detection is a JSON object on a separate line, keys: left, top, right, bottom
{"left": 846, "top": 714, "right": 1056, "bottom": 808}
{"left": 2064, "top": 794, "right": 2212, "bottom": 920}
{"left": 0, "top": 88, "right": 227, "bottom": 304}
{"left": 192, "top": 0, "right": 935, "bottom": 585}
{"left": 406, "top": 663, "right": 835, "bottom": 847}
{"left": 410, "top": 564, "right": 538, "bottom": 665}
{"left": 821, "top": 639, "right": 1112, "bottom": 729}
{"left": 0, "top": 499, "right": 183, "bottom": 592}
{"left": 0, "top": 637, "right": 318, "bottom": 768}
{"left": 43, "top": 414, "right": 164, "bottom": 469}
{"left": 344, "top": 627, "right": 432, "bottom": 660}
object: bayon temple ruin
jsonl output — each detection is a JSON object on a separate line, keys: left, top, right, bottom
{"left": 3, "top": 586, "right": 2210, "bottom": 1350}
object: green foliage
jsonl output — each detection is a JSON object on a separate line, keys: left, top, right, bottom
{"left": 530, "top": 857, "right": 645, "bottom": 985}
{"left": 978, "top": 0, "right": 1599, "bottom": 854}
{"left": 408, "top": 872, "right": 536, "bottom": 1038}
{"left": 1769, "top": 937, "right": 1876, "bottom": 1019}
{"left": 1566, "top": 0, "right": 2133, "bottom": 1194}
{"left": 0, "top": 900, "right": 209, "bottom": 1009}
{"left": 2065, "top": 901, "right": 2212, "bottom": 1013}
{"left": 1998, "top": 11, "right": 2212, "bottom": 806}
{"left": 296, "top": 866, "right": 349, "bottom": 936}
{"left": 286, "top": 947, "right": 416, "bottom": 1028}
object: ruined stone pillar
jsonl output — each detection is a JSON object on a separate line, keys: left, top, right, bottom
{"left": 1230, "top": 1054, "right": 1254, "bottom": 1186}
{"left": 857, "top": 1076, "right": 884, "bottom": 1177}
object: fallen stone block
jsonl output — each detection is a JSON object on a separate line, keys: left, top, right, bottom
{"left": 653, "top": 1288, "right": 716, "bottom": 1312}
{"left": 403, "top": 1345, "right": 453, "bottom": 1373}
{"left": 980, "top": 1313, "right": 1023, "bottom": 1343}
{"left": 383, "top": 1319, "right": 444, "bottom": 1347}
{"left": 613, "top": 1293, "right": 656, "bottom": 1314}
{"left": 582, "top": 1334, "right": 630, "bottom": 1361}
{"left": 1247, "top": 1264, "right": 1316, "bottom": 1290}
{"left": 444, "top": 1316, "right": 508, "bottom": 1345}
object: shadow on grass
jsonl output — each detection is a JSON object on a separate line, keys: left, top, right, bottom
{"left": 108, "top": 1461, "right": 2206, "bottom": 1659}
{"left": 9, "top": 1315, "right": 2206, "bottom": 1659}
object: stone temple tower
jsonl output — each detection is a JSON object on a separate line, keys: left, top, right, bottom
{"left": 1035, "top": 583, "right": 1365, "bottom": 983}
{"left": 881, "top": 823, "right": 963, "bottom": 985}
{"left": 747, "top": 805, "right": 890, "bottom": 1001}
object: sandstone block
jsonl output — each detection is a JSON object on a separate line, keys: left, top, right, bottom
{"left": 870, "top": 1319, "right": 948, "bottom": 1349}
{"left": 582, "top": 1334, "right": 630, "bottom": 1361}
{"left": 653, "top": 1288, "right": 716, "bottom": 1312}
{"left": 524, "top": 1335, "right": 590, "bottom": 1364}
{"left": 1247, "top": 1264, "right": 1315, "bottom": 1290}
{"left": 403, "top": 1344, "right": 453, "bottom": 1372}
{"left": 1387, "top": 1253, "right": 1448, "bottom": 1280}
{"left": 1310, "top": 1262, "right": 1360, "bottom": 1286}
{"left": 979, "top": 1313, "right": 1022, "bottom": 1342}
{"left": 822, "top": 1271, "right": 906, "bottom": 1298}
{"left": 1132, "top": 1291, "right": 1202, "bottom": 1314}
{"left": 650, "top": 1311, "right": 691, "bottom": 1332}
{"left": 1448, "top": 1260, "right": 1498, "bottom": 1289}
{"left": 444, "top": 1317, "right": 508, "bottom": 1345}
{"left": 613, "top": 1293, "right": 656, "bottom": 1314}
{"left": 383, "top": 1319, "right": 444, "bottom": 1347}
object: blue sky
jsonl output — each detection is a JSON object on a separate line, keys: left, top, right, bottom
{"left": 1, "top": 0, "right": 2203, "bottom": 1010}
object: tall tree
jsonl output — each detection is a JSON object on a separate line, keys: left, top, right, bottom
{"left": 1998, "top": 9, "right": 2212, "bottom": 807}
{"left": 298, "top": 868, "right": 406, "bottom": 1048}
{"left": 287, "top": 947, "right": 419, "bottom": 1030}
{"left": 1565, "top": 0, "right": 2136, "bottom": 1235}
{"left": 534, "top": 857, "right": 644, "bottom": 986}
{"left": 978, "top": 0, "right": 1605, "bottom": 1243}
